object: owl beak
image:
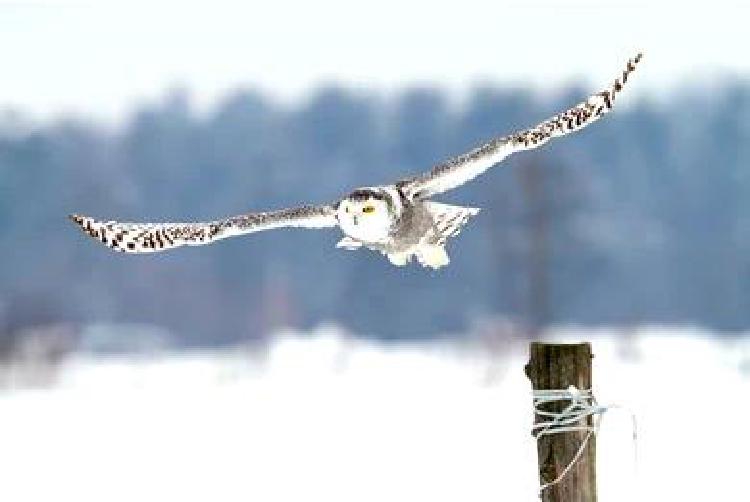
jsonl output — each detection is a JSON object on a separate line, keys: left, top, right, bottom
{"left": 353, "top": 215, "right": 359, "bottom": 226}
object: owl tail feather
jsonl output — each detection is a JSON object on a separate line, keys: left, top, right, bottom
{"left": 422, "top": 202, "right": 480, "bottom": 246}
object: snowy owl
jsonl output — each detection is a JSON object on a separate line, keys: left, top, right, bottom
{"left": 70, "top": 53, "right": 642, "bottom": 269}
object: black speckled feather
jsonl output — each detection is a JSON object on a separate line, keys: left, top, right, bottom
{"left": 398, "top": 53, "right": 643, "bottom": 199}
{"left": 69, "top": 205, "right": 337, "bottom": 253}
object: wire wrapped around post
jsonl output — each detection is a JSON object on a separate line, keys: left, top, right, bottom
{"left": 525, "top": 342, "right": 597, "bottom": 502}
{"left": 532, "top": 386, "right": 607, "bottom": 493}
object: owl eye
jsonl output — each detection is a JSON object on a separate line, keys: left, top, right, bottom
{"left": 362, "top": 205, "right": 375, "bottom": 214}
{"left": 345, "top": 206, "right": 350, "bottom": 213}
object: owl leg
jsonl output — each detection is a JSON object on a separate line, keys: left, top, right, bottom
{"left": 416, "top": 245, "right": 450, "bottom": 269}
{"left": 387, "top": 251, "right": 411, "bottom": 267}
{"left": 336, "top": 237, "right": 362, "bottom": 250}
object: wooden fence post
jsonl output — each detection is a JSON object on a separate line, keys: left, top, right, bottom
{"left": 525, "top": 342, "right": 596, "bottom": 502}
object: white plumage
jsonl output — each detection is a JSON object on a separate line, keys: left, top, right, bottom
{"left": 71, "top": 53, "right": 643, "bottom": 269}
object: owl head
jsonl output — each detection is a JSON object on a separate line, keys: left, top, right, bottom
{"left": 337, "top": 188, "right": 396, "bottom": 242}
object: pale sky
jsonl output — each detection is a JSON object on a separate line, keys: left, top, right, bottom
{"left": 1, "top": 1, "right": 748, "bottom": 124}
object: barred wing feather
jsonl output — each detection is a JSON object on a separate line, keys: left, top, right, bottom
{"left": 69, "top": 204, "right": 338, "bottom": 253}
{"left": 397, "top": 53, "right": 643, "bottom": 199}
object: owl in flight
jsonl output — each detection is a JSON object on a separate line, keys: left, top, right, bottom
{"left": 71, "top": 53, "right": 642, "bottom": 269}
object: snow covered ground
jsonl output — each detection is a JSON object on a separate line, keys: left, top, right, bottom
{"left": 1, "top": 326, "right": 748, "bottom": 502}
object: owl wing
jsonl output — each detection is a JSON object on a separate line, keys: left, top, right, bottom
{"left": 69, "top": 204, "right": 338, "bottom": 253}
{"left": 396, "top": 53, "right": 643, "bottom": 200}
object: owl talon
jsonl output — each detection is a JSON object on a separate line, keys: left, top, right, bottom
{"left": 387, "top": 252, "right": 411, "bottom": 267}
{"left": 416, "top": 245, "right": 450, "bottom": 269}
{"left": 336, "top": 237, "right": 362, "bottom": 250}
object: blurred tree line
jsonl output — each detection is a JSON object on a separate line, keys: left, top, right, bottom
{"left": 1, "top": 82, "right": 749, "bottom": 349}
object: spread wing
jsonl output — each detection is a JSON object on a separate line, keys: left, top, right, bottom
{"left": 397, "top": 53, "right": 643, "bottom": 200}
{"left": 69, "top": 204, "right": 338, "bottom": 253}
